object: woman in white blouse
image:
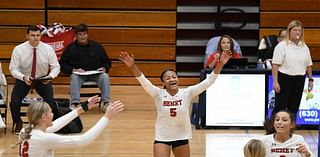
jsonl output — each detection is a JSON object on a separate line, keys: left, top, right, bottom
{"left": 272, "top": 20, "right": 313, "bottom": 117}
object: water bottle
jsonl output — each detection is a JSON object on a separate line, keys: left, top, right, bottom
{"left": 257, "top": 59, "right": 265, "bottom": 69}
{"left": 265, "top": 60, "right": 272, "bottom": 69}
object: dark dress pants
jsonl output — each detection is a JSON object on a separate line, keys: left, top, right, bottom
{"left": 273, "top": 72, "right": 305, "bottom": 118}
{"left": 10, "top": 79, "right": 58, "bottom": 125}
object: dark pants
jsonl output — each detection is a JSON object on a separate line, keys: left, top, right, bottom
{"left": 273, "top": 72, "right": 305, "bottom": 117}
{"left": 10, "top": 79, "right": 58, "bottom": 124}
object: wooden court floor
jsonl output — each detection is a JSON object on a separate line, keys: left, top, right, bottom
{"left": 0, "top": 85, "right": 318, "bottom": 157}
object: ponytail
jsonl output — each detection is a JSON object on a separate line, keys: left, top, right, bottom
{"left": 12, "top": 123, "right": 33, "bottom": 149}
{"left": 21, "top": 123, "right": 33, "bottom": 141}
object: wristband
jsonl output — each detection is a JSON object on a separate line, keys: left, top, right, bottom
{"left": 309, "top": 78, "right": 314, "bottom": 82}
{"left": 81, "top": 103, "right": 89, "bottom": 111}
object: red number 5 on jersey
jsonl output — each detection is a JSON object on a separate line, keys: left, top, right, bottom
{"left": 170, "top": 108, "right": 177, "bottom": 117}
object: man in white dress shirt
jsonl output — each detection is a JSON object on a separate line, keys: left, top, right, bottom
{"left": 9, "top": 25, "right": 60, "bottom": 133}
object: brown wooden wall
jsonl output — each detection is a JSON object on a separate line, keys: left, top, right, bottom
{"left": 0, "top": 0, "right": 201, "bottom": 85}
{"left": 260, "top": 0, "right": 320, "bottom": 69}
{"left": 3, "top": 1, "right": 320, "bottom": 86}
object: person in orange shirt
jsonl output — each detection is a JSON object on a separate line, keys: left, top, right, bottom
{"left": 205, "top": 35, "right": 241, "bottom": 68}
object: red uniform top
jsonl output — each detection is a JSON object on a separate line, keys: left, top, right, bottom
{"left": 206, "top": 51, "right": 241, "bottom": 68}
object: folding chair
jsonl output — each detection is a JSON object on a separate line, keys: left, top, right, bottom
{"left": 80, "top": 81, "right": 101, "bottom": 108}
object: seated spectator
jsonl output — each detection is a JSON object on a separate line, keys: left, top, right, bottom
{"left": 60, "top": 23, "right": 111, "bottom": 111}
{"left": 204, "top": 35, "right": 241, "bottom": 68}
{"left": 243, "top": 139, "right": 266, "bottom": 157}
{"left": 204, "top": 35, "right": 242, "bottom": 68}
{"left": 261, "top": 110, "right": 312, "bottom": 157}
{"left": 257, "top": 29, "right": 286, "bottom": 67}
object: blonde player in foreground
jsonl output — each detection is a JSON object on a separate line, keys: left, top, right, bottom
{"left": 16, "top": 95, "right": 124, "bottom": 157}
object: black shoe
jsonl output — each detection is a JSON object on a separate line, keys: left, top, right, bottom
{"left": 70, "top": 103, "right": 80, "bottom": 110}
{"left": 14, "top": 122, "right": 23, "bottom": 134}
{"left": 101, "top": 102, "right": 109, "bottom": 112}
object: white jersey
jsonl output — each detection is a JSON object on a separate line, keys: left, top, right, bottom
{"left": 136, "top": 72, "right": 218, "bottom": 141}
{"left": 19, "top": 110, "right": 109, "bottom": 157}
{"left": 260, "top": 134, "right": 313, "bottom": 157}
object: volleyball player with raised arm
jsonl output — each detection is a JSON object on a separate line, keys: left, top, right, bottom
{"left": 119, "top": 51, "right": 230, "bottom": 157}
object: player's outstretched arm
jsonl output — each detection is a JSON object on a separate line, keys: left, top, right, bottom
{"left": 213, "top": 50, "right": 231, "bottom": 74}
{"left": 119, "top": 51, "right": 142, "bottom": 77}
{"left": 103, "top": 100, "right": 124, "bottom": 119}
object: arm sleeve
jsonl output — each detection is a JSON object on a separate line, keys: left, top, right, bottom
{"left": 306, "top": 46, "right": 313, "bottom": 66}
{"left": 258, "top": 38, "right": 267, "bottom": 50}
{"left": 46, "top": 110, "right": 79, "bottom": 133}
{"left": 9, "top": 48, "right": 25, "bottom": 81}
{"left": 59, "top": 45, "right": 74, "bottom": 74}
{"left": 0, "top": 62, "right": 2, "bottom": 75}
{"left": 272, "top": 43, "right": 285, "bottom": 65}
{"left": 187, "top": 71, "right": 218, "bottom": 97}
{"left": 136, "top": 74, "right": 160, "bottom": 97}
{"left": 0, "top": 62, "right": 6, "bottom": 86}
{"left": 44, "top": 117, "right": 109, "bottom": 148}
{"left": 47, "top": 46, "right": 60, "bottom": 79}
